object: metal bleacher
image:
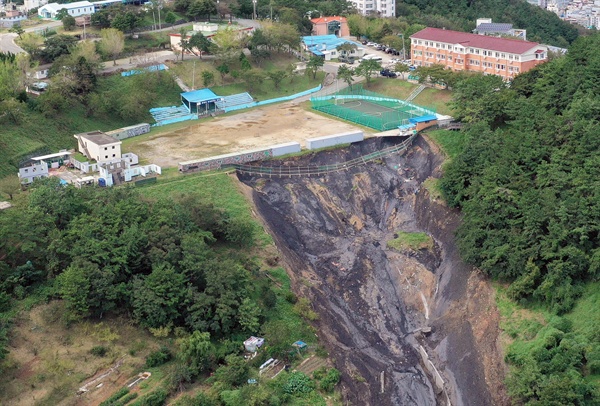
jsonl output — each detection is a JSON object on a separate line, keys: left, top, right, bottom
{"left": 215, "top": 92, "right": 254, "bottom": 110}
{"left": 149, "top": 105, "right": 196, "bottom": 126}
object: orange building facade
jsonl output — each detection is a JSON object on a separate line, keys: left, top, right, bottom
{"left": 410, "top": 28, "right": 548, "bottom": 80}
{"left": 310, "top": 16, "right": 350, "bottom": 38}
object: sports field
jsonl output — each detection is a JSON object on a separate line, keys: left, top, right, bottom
{"left": 311, "top": 85, "right": 436, "bottom": 131}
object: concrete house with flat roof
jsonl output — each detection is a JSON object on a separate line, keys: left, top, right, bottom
{"left": 75, "top": 131, "right": 122, "bottom": 163}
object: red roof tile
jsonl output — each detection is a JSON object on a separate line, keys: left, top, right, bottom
{"left": 310, "top": 16, "right": 347, "bottom": 25}
{"left": 410, "top": 27, "right": 542, "bottom": 54}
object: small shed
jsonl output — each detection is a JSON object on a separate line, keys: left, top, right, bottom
{"left": 181, "top": 89, "right": 223, "bottom": 115}
{"left": 244, "top": 336, "right": 265, "bottom": 353}
{"left": 409, "top": 114, "right": 438, "bottom": 131}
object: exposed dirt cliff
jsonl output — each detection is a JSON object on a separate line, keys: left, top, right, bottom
{"left": 238, "top": 135, "right": 508, "bottom": 405}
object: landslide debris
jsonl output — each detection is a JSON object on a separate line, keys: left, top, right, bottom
{"left": 238, "top": 136, "right": 506, "bottom": 406}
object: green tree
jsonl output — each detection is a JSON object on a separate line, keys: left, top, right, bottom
{"left": 306, "top": 55, "right": 324, "bottom": 80}
{"left": 214, "top": 355, "right": 249, "bottom": 387}
{"left": 393, "top": 63, "right": 410, "bottom": 79}
{"left": 356, "top": 59, "right": 381, "bottom": 86}
{"left": 132, "top": 264, "right": 187, "bottom": 329}
{"left": 0, "top": 98, "right": 24, "bottom": 124}
{"left": 335, "top": 42, "right": 357, "bottom": 57}
{"left": 62, "top": 14, "right": 76, "bottom": 31}
{"left": 188, "top": 31, "right": 213, "bottom": 58}
{"left": 9, "top": 23, "right": 24, "bottom": 39}
{"left": 165, "top": 11, "right": 177, "bottom": 25}
{"left": 177, "top": 331, "right": 215, "bottom": 376}
{"left": 100, "top": 28, "right": 125, "bottom": 66}
{"left": 0, "top": 175, "right": 21, "bottom": 200}
{"left": 237, "top": 297, "right": 260, "bottom": 332}
{"left": 202, "top": 70, "right": 214, "bottom": 87}
{"left": 55, "top": 8, "right": 69, "bottom": 20}
{"left": 111, "top": 11, "right": 139, "bottom": 33}
{"left": 267, "top": 69, "right": 287, "bottom": 90}
{"left": 216, "top": 63, "right": 229, "bottom": 82}
{"left": 337, "top": 64, "right": 354, "bottom": 90}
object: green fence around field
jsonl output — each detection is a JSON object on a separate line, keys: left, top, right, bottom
{"left": 310, "top": 85, "right": 436, "bottom": 131}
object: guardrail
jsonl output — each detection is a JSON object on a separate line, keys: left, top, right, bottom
{"left": 229, "top": 134, "right": 417, "bottom": 178}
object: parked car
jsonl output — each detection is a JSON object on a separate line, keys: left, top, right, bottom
{"left": 361, "top": 40, "right": 368, "bottom": 45}
{"left": 367, "top": 42, "right": 377, "bottom": 47}
{"left": 380, "top": 69, "right": 398, "bottom": 78}
{"left": 408, "top": 65, "right": 416, "bottom": 71}
{"left": 339, "top": 55, "right": 355, "bottom": 64}
{"left": 389, "top": 58, "right": 401, "bottom": 64}
{"left": 362, "top": 54, "right": 383, "bottom": 61}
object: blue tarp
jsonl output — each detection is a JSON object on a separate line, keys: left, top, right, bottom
{"left": 181, "top": 88, "right": 220, "bottom": 104}
{"left": 121, "top": 64, "right": 168, "bottom": 77}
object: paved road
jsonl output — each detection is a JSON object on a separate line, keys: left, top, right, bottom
{"left": 0, "top": 20, "right": 62, "bottom": 54}
{"left": 0, "top": 33, "right": 22, "bottom": 54}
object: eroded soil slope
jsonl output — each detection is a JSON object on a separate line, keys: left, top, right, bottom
{"left": 239, "top": 136, "right": 507, "bottom": 406}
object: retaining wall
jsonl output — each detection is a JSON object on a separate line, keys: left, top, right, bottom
{"left": 179, "top": 142, "right": 302, "bottom": 172}
{"left": 106, "top": 124, "right": 151, "bottom": 140}
{"left": 306, "top": 131, "right": 364, "bottom": 150}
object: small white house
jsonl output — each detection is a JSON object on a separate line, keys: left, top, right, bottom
{"left": 18, "top": 150, "right": 72, "bottom": 184}
{"left": 75, "top": 130, "right": 122, "bottom": 164}
{"left": 243, "top": 336, "right": 265, "bottom": 353}
{"left": 38, "top": 1, "right": 95, "bottom": 19}
{"left": 18, "top": 161, "right": 49, "bottom": 184}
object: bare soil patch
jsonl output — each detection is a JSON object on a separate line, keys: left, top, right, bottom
{"left": 126, "top": 102, "right": 369, "bottom": 168}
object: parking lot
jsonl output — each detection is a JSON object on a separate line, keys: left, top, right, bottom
{"left": 339, "top": 37, "right": 415, "bottom": 73}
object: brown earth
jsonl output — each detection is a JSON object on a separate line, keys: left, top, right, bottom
{"left": 238, "top": 135, "right": 509, "bottom": 405}
{"left": 126, "top": 102, "right": 370, "bottom": 168}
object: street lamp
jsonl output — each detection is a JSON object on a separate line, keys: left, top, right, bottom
{"left": 252, "top": 0, "right": 257, "bottom": 20}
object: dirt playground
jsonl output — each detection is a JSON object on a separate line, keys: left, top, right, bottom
{"left": 126, "top": 102, "right": 370, "bottom": 168}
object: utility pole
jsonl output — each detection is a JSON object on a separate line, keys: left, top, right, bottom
{"left": 399, "top": 33, "right": 406, "bottom": 61}
{"left": 157, "top": 0, "right": 162, "bottom": 30}
{"left": 270, "top": 0, "right": 272, "bottom": 20}
{"left": 192, "top": 60, "right": 196, "bottom": 90}
{"left": 252, "top": 0, "right": 257, "bottom": 20}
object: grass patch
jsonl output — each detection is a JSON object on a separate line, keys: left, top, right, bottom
{"left": 413, "top": 87, "right": 454, "bottom": 116}
{"left": 387, "top": 231, "right": 433, "bottom": 252}
{"left": 367, "top": 78, "right": 416, "bottom": 100}
{"left": 423, "top": 177, "right": 443, "bottom": 201}
{"left": 425, "top": 129, "right": 468, "bottom": 160}
{"left": 137, "top": 170, "right": 272, "bottom": 246}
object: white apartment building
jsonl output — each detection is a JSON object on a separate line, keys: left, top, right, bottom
{"left": 352, "top": 0, "right": 395, "bottom": 17}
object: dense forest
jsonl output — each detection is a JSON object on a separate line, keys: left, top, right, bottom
{"left": 440, "top": 32, "right": 600, "bottom": 404}
{"left": 0, "top": 179, "right": 335, "bottom": 404}
{"left": 397, "top": 0, "right": 581, "bottom": 46}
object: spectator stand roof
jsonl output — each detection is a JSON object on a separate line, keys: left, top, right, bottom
{"left": 181, "top": 88, "right": 224, "bottom": 114}
{"left": 409, "top": 114, "right": 438, "bottom": 124}
{"left": 302, "top": 35, "right": 361, "bottom": 56}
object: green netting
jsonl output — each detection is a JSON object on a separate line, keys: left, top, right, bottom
{"left": 310, "top": 84, "right": 436, "bottom": 131}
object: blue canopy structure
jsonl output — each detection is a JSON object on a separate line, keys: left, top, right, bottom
{"left": 181, "top": 88, "right": 223, "bottom": 114}
{"left": 409, "top": 114, "right": 438, "bottom": 124}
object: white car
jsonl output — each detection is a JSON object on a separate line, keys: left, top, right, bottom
{"left": 366, "top": 42, "right": 376, "bottom": 47}
{"left": 362, "top": 54, "right": 383, "bottom": 62}
{"left": 389, "top": 58, "right": 401, "bottom": 64}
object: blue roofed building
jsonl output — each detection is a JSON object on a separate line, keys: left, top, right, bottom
{"left": 181, "top": 89, "right": 224, "bottom": 115}
{"left": 302, "top": 35, "right": 365, "bottom": 61}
